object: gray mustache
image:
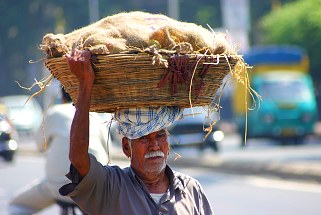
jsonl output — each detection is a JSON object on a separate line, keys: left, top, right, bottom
{"left": 144, "top": 151, "right": 165, "bottom": 158}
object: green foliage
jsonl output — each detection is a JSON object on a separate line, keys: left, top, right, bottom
{"left": 0, "top": 1, "right": 91, "bottom": 95}
{"left": 248, "top": 0, "right": 294, "bottom": 44}
{"left": 180, "top": 0, "right": 221, "bottom": 27}
{"left": 259, "top": 0, "right": 321, "bottom": 81}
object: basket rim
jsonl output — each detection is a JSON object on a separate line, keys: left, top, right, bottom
{"left": 45, "top": 51, "right": 242, "bottom": 61}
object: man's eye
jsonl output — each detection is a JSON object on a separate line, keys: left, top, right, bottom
{"left": 139, "top": 136, "right": 148, "bottom": 140}
{"left": 157, "top": 132, "right": 167, "bottom": 138}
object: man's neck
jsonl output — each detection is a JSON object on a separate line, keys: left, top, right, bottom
{"left": 134, "top": 168, "right": 169, "bottom": 194}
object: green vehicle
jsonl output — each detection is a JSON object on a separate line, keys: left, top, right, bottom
{"left": 232, "top": 45, "right": 318, "bottom": 146}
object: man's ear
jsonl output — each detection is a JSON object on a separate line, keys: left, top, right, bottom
{"left": 122, "top": 137, "right": 131, "bottom": 158}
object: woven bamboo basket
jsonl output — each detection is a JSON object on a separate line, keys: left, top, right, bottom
{"left": 45, "top": 53, "right": 238, "bottom": 113}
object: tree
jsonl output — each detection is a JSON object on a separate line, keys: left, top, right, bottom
{"left": 248, "top": 0, "right": 293, "bottom": 44}
{"left": 0, "top": 1, "right": 90, "bottom": 96}
{"left": 259, "top": 0, "right": 321, "bottom": 82}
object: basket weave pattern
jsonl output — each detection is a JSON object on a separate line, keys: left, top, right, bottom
{"left": 45, "top": 53, "right": 237, "bottom": 113}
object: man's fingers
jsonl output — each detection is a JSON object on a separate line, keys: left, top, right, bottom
{"left": 80, "top": 50, "right": 91, "bottom": 62}
{"left": 65, "top": 49, "right": 91, "bottom": 69}
{"left": 79, "top": 57, "right": 87, "bottom": 61}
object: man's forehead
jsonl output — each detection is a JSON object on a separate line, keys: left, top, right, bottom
{"left": 131, "top": 129, "right": 167, "bottom": 140}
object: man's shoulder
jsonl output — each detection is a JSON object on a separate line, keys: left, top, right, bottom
{"left": 173, "top": 170, "right": 196, "bottom": 181}
{"left": 90, "top": 155, "right": 130, "bottom": 175}
{"left": 171, "top": 169, "right": 202, "bottom": 189}
{"left": 106, "top": 164, "right": 130, "bottom": 172}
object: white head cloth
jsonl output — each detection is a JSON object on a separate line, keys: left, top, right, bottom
{"left": 114, "top": 106, "right": 182, "bottom": 139}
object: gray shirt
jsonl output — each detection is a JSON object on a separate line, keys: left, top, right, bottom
{"left": 60, "top": 154, "right": 214, "bottom": 215}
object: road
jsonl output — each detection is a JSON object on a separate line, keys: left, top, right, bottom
{"left": 2, "top": 152, "right": 321, "bottom": 215}
{"left": 181, "top": 167, "right": 321, "bottom": 215}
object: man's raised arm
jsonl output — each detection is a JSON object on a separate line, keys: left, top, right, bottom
{"left": 66, "top": 49, "right": 95, "bottom": 176}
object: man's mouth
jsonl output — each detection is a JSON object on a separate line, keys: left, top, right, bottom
{"left": 144, "top": 151, "right": 165, "bottom": 159}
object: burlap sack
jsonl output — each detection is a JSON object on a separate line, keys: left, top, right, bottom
{"left": 41, "top": 11, "right": 233, "bottom": 57}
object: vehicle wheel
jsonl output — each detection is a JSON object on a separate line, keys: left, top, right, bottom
{"left": 279, "top": 137, "right": 301, "bottom": 145}
{"left": 279, "top": 138, "right": 290, "bottom": 145}
{"left": 209, "top": 141, "right": 219, "bottom": 152}
{"left": 240, "top": 134, "right": 246, "bottom": 148}
{"left": 238, "top": 126, "right": 248, "bottom": 148}
{"left": 199, "top": 142, "right": 207, "bottom": 151}
{"left": 294, "top": 136, "right": 304, "bottom": 145}
{"left": 3, "top": 152, "right": 14, "bottom": 162}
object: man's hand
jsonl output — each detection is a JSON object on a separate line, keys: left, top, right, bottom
{"left": 66, "top": 49, "right": 95, "bottom": 88}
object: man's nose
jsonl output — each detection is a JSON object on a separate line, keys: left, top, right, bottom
{"left": 148, "top": 137, "right": 160, "bottom": 150}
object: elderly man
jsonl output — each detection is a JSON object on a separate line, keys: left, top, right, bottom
{"left": 59, "top": 49, "right": 214, "bottom": 215}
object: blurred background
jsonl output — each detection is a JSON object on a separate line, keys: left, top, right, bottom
{"left": 1, "top": 0, "right": 321, "bottom": 214}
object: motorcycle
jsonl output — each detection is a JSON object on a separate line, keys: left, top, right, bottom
{"left": 0, "top": 113, "right": 18, "bottom": 162}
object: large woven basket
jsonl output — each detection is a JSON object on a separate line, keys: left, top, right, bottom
{"left": 45, "top": 53, "right": 238, "bottom": 113}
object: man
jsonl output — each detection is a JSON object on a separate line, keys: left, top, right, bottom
{"left": 59, "top": 49, "right": 214, "bottom": 215}
{"left": 8, "top": 87, "right": 109, "bottom": 215}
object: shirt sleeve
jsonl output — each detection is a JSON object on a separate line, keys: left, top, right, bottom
{"left": 59, "top": 154, "right": 113, "bottom": 214}
{"left": 197, "top": 180, "right": 215, "bottom": 215}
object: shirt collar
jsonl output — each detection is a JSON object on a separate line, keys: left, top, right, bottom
{"left": 165, "top": 166, "right": 185, "bottom": 192}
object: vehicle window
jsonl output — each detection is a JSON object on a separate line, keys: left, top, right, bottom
{"left": 260, "top": 80, "right": 311, "bottom": 102}
{"left": 169, "top": 123, "right": 205, "bottom": 135}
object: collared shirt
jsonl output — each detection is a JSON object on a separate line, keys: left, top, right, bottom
{"left": 60, "top": 154, "right": 214, "bottom": 215}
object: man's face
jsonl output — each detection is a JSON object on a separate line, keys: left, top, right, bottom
{"left": 128, "top": 129, "right": 169, "bottom": 175}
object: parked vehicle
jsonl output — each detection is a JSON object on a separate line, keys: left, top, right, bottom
{"left": 167, "top": 107, "right": 224, "bottom": 152}
{"left": 0, "top": 105, "right": 18, "bottom": 162}
{"left": 0, "top": 95, "right": 43, "bottom": 135}
{"left": 232, "top": 45, "right": 318, "bottom": 146}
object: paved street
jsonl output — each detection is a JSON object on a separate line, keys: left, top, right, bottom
{"left": 169, "top": 133, "right": 321, "bottom": 183}
{"left": 2, "top": 132, "right": 321, "bottom": 214}
{"left": 2, "top": 152, "right": 321, "bottom": 215}
{"left": 181, "top": 166, "right": 321, "bottom": 215}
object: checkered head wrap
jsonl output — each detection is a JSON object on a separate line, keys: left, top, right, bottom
{"left": 114, "top": 106, "right": 182, "bottom": 139}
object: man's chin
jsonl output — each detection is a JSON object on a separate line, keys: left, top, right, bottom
{"left": 144, "top": 162, "right": 166, "bottom": 173}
